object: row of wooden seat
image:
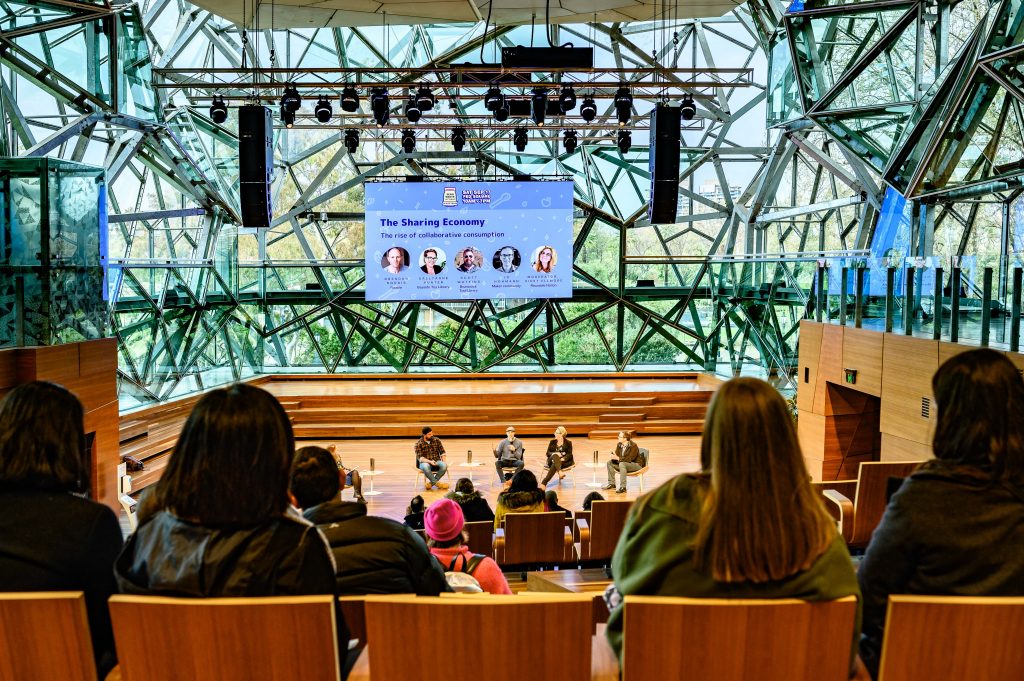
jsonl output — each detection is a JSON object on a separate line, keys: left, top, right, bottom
{"left": 5, "top": 591, "right": 1021, "bottom": 681}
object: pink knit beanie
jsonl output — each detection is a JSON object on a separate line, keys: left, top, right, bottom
{"left": 424, "top": 498, "right": 465, "bottom": 542}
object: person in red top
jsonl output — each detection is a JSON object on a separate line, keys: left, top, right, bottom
{"left": 425, "top": 499, "right": 511, "bottom": 595}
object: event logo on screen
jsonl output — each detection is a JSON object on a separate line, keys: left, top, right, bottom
{"left": 364, "top": 180, "right": 574, "bottom": 302}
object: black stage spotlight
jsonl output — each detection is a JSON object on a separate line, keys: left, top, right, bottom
{"left": 341, "top": 86, "right": 360, "bottom": 113}
{"left": 484, "top": 85, "right": 504, "bottom": 112}
{"left": 314, "top": 97, "right": 332, "bottom": 123}
{"left": 416, "top": 86, "right": 435, "bottom": 111}
{"left": 451, "top": 126, "right": 467, "bottom": 151}
{"left": 531, "top": 88, "right": 548, "bottom": 126}
{"left": 370, "top": 88, "right": 389, "bottom": 126}
{"left": 209, "top": 96, "right": 227, "bottom": 124}
{"left": 495, "top": 104, "right": 510, "bottom": 122}
{"left": 580, "top": 96, "right": 597, "bottom": 122}
{"left": 281, "top": 84, "right": 302, "bottom": 113}
{"left": 559, "top": 86, "right": 577, "bottom": 113}
{"left": 344, "top": 129, "right": 359, "bottom": 153}
{"left": 563, "top": 129, "right": 578, "bottom": 154}
{"left": 280, "top": 104, "right": 295, "bottom": 129}
{"left": 405, "top": 97, "right": 422, "bottom": 123}
{"left": 617, "top": 129, "right": 631, "bottom": 153}
{"left": 614, "top": 86, "right": 633, "bottom": 126}
{"left": 681, "top": 94, "right": 697, "bottom": 121}
{"left": 401, "top": 128, "right": 416, "bottom": 153}
{"left": 513, "top": 126, "right": 528, "bottom": 152}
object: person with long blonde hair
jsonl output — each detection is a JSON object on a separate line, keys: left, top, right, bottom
{"left": 604, "top": 378, "right": 861, "bottom": 671}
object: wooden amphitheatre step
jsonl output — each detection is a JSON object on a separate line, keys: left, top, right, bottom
{"left": 598, "top": 412, "right": 646, "bottom": 423}
{"left": 588, "top": 428, "right": 635, "bottom": 439}
{"left": 609, "top": 396, "right": 656, "bottom": 407}
{"left": 119, "top": 420, "right": 149, "bottom": 443}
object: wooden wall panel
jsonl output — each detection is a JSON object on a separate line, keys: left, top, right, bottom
{"left": 938, "top": 342, "right": 972, "bottom": 367}
{"left": 798, "top": 411, "right": 826, "bottom": 480}
{"left": 841, "top": 327, "right": 884, "bottom": 397}
{"left": 1004, "top": 351, "right": 1024, "bottom": 373}
{"left": 881, "top": 432, "right": 934, "bottom": 462}
{"left": 813, "top": 325, "right": 845, "bottom": 414}
{"left": 880, "top": 334, "right": 938, "bottom": 447}
{"left": 797, "top": 321, "right": 823, "bottom": 413}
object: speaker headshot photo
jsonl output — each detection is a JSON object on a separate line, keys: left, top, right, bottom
{"left": 456, "top": 246, "right": 482, "bottom": 273}
{"left": 492, "top": 246, "right": 521, "bottom": 273}
{"left": 381, "top": 246, "right": 409, "bottom": 274}
{"left": 420, "top": 247, "right": 445, "bottom": 275}
{"left": 532, "top": 245, "right": 557, "bottom": 273}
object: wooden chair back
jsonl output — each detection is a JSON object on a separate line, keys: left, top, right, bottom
{"left": 622, "top": 595, "right": 858, "bottom": 681}
{"left": 0, "top": 592, "right": 97, "bottom": 681}
{"left": 109, "top": 595, "right": 340, "bottom": 681}
{"left": 583, "top": 500, "right": 633, "bottom": 561}
{"left": 878, "top": 595, "right": 1024, "bottom": 681}
{"left": 850, "top": 461, "right": 921, "bottom": 545}
{"left": 497, "top": 511, "right": 572, "bottom": 565}
{"left": 573, "top": 509, "right": 592, "bottom": 542}
{"left": 356, "top": 595, "right": 595, "bottom": 681}
{"left": 463, "top": 520, "right": 494, "bottom": 557}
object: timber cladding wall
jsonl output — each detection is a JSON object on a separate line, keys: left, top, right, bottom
{"left": 797, "top": 321, "right": 1024, "bottom": 481}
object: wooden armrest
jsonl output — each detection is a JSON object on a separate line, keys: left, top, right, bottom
{"left": 103, "top": 664, "right": 122, "bottom": 681}
{"left": 348, "top": 646, "right": 371, "bottom": 681}
{"left": 591, "top": 630, "right": 620, "bottom": 681}
{"left": 563, "top": 525, "right": 573, "bottom": 546}
{"left": 822, "top": 489, "right": 854, "bottom": 543}
{"left": 576, "top": 518, "right": 590, "bottom": 544}
{"left": 493, "top": 527, "right": 505, "bottom": 549}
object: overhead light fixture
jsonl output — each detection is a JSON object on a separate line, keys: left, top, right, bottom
{"left": 281, "top": 84, "right": 302, "bottom": 113}
{"left": 617, "top": 129, "right": 631, "bottom": 153}
{"left": 451, "top": 127, "right": 467, "bottom": 151}
{"left": 531, "top": 88, "right": 548, "bottom": 126}
{"left": 344, "top": 129, "right": 359, "bottom": 153}
{"left": 580, "top": 96, "right": 597, "bottom": 122}
{"left": 513, "top": 126, "right": 528, "bottom": 152}
{"left": 401, "top": 128, "right": 416, "bottom": 153}
{"left": 280, "top": 104, "right": 295, "bottom": 129}
{"left": 484, "top": 85, "right": 504, "bottom": 112}
{"left": 681, "top": 94, "right": 697, "bottom": 121}
{"left": 405, "top": 97, "right": 422, "bottom": 123}
{"left": 340, "top": 86, "right": 360, "bottom": 113}
{"left": 209, "top": 96, "right": 227, "bottom": 124}
{"left": 559, "top": 86, "right": 577, "bottom": 113}
{"left": 416, "top": 86, "right": 435, "bottom": 111}
{"left": 614, "top": 86, "right": 633, "bottom": 126}
{"left": 495, "top": 104, "right": 510, "bottom": 122}
{"left": 314, "top": 97, "right": 332, "bottom": 123}
{"left": 370, "top": 88, "right": 390, "bottom": 126}
{"left": 563, "top": 129, "right": 578, "bottom": 154}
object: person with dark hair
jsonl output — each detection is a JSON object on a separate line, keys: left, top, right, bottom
{"left": 425, "top": 499, "right": 511, "bottom": 595}
{"left": 494, "top": 426, "right": 525, "bottom": 483}
{"left": 494, "top": 469, "right": 546, "bottom": 529}
{"left": 858, "top": 349, "right": 1024, "bottom": 678}
{"left": 581, "top": 491, "right": 604, "bottom": 511}
{"left": 414, "top": 426, "right": 448, "bottom": 490}
{"left": 0, "top": 382, "right": 123, "bottom": 678}
{"left": 603, "top": 431, "right": 642, "bottom": 493}
{"left": 405, "top": 495, "right": 426, "bottom": 530}
{"left": 446, "top": 478, "right": 495, "bottom": 523}
{"left": 289, "top": 446, "right": 447, "bottom": 596}
{"left": 545, "top": 490, "right": 571, "bottom": 517}
{"left": 116, "top": 384, "right": 341, "bottom": 615}
{"left": 605, "top": 378, "right": 860, "bottom": 670}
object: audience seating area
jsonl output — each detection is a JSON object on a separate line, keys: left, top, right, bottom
{"left": 577, "top": 500, "right": 633, "bottom": 563}
{"left": 495, "top": 511, "right": 575, "bottom": 567}
{"left": 0, "top": 592, "right": 99, "bottom": 681}
{"left": 813, "top": 461, "right": 923, "bottom": 547}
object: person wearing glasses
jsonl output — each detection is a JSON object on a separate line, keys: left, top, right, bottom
{"left": 456, "top": 247, "right": 480, "bottom": 273}
{"left": 533, "top": 245, "right": 557, "bottom": 273}
{"left": 420, "top": 248, "right": 444, "bottom": 275}
{"left": 494, "top": 246, "right": 519, "bottom": 273}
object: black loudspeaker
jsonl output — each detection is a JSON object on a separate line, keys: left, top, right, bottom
{"left": 238, "top": 105, "right": 274, "bottom": 228}
{"left": 648, "top": 104, "right": 681, "bottom": 224}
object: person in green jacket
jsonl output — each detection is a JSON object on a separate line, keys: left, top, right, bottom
{"left": 605, "top": 377, "right": 863, "bottom": 675}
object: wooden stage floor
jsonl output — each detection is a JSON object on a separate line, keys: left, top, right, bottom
{"left": 304, "top": 434, "right": 702, "bottom": 522}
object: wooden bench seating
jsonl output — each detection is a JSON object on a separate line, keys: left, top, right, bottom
{"left": 495, "top": 511, "right": 575, "bottom": 567}
{"left": 0, "top": 592, "right": 99, "bottom": 681}
{"left": 577, "top": 500, "right": 633, "bottom": 563}
{"left": 814, "top": 461, "right": 924, "bottom": 547}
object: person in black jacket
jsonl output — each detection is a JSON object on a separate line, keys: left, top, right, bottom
{"left": 404, "top": 495, "right": 426, "bottom": 530}
{"left": 858, "top": 349, "right": 1024, "bottom": 679}
{"left": 541, "top": 426, "right": 574, "bottom": 486}
{"left": 0, "top": 382, "right": 123, "bottom": 679}
{"left": 290, "top": 446, "right": 447, "bottom": 595}
{"left": 116, "top": 384, "right": 347, "bottom": 644}
{"left": 446, "top": 478, "right": 495, "bottom": 523}
{"left": 545, "top": 490, "right": 571, "bottom": 518}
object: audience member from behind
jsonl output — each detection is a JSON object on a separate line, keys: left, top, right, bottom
{"left": 582, "top": 491, "right": 605, "bottom": 511}
{"left": 0, "top": 382, "right": 123, "bottom": 677}
{"left": 405, "top": 495, "right": 426, "bottom": 530}
{"left": 604, "top": 378, "right": 861, "bottom": 671}
{"left": 446, "top": 477, "right": 495, "bottom": 522}
{"left": 425, "top": 499, "right": 511, "bottom": 595}
{"left": 545, "top": 490, "right": 571, "bottom": 517}
{"left": 290, "top": 446, "right": 447, "bottom": 595}
{"left": 858, "top": 349, "right": 1024, "bottom": 678}
{"left": 116, "top": 385, "right": 340, "bottom": 608}
{"left": 494, "top": 469, "right": 546, "bottom": 529}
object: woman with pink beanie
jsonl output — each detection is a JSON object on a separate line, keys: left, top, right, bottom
{"left": 425, "top": 498, "right": 512, "bottom": 595}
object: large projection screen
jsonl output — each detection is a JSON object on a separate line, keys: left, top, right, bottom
{"left": 364, "top": 179, "right": 574, "bottom": 302}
